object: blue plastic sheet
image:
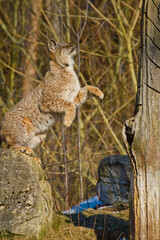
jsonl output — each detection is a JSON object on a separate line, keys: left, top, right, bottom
{"left": 63, "top": 196, "right": 103, "bottom": 214}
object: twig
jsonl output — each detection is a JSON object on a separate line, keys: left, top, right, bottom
{"left": 0, "top": 58, "right": 40, "bottom": 83}
{"left": 62, "top": 118, "right": 69, "bottom": 210}
{"left": 77, "top": 107, "right": 83, "bottom": 202}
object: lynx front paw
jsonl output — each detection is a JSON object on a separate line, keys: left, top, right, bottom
{"left": 74, "top": 88, "right": 88, "bottom": 106}
{"left": 64, "top": 103, "right": 76, "bottom": 127}
{"left": 64, "top": 117, "right": 73, "bottom": 127}
{"left": 98, "top": 91, "right": 104, "bottom": 99}
{"left": 86, "top": 86, "right": 104, "bottom": 99}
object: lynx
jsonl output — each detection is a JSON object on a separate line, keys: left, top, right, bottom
{"left": 0, "top": 40, "right": 104, "bottom": 154}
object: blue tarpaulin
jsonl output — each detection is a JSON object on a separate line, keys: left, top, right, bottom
{"left": 63, "top": 196, "right": 103, "bottom": 214}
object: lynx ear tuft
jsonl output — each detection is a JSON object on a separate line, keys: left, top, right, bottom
{"left": 48, "top": 40, "right": 57, "bottom": 52}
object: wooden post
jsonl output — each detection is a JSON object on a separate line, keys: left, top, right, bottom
{"left": 122, "top": 0, "right": 160, "bottom": 239}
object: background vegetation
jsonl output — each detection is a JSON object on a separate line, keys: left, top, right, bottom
{"left": 0, "top": 0, "right": 142, "bottom": 211}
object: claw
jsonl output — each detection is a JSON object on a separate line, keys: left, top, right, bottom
{"left": 11, "top": 146, "right": 35, "bottom": 157}
{"left": 99, "top": 92, "right": 104, "bottom": 99}
{"left": 34, "top": 157, "right": 41, "bottom": 163}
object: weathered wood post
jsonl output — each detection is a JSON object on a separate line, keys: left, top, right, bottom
{"left": 122, "top": 0, "right": 160, "bottom": 239}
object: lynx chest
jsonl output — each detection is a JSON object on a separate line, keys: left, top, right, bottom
{"left": 57, "top": 68, "right": 81, "bottom": 102}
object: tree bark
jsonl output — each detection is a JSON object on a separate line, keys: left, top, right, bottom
{"left": 122, "top": 0, "right": 160, "bottom": 239}
{"left": 22, "top": 0, "right": 43, "bottom": 97}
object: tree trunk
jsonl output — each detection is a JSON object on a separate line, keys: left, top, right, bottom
{"left": 122, "top": 0, "right": 160, "bottom": 239}
{"left": 22, "top": 0, "right": 43, "bottom": 97}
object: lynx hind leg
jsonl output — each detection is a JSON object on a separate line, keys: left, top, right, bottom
{"left": 27, "top": 133, "right": 46, "bottom": 149}
{"left": 64, "top": 103, "right": 76, "bottom": 127}
{"left": 85, "top": 85, "right": 104, "bottom": 99}
{"left": 11, "top": 145, "right": 35, "bottom": 157}
{"left": 11, "top": 145, "right": 41, "bottom": 163}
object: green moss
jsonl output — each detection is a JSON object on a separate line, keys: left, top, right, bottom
{"left": 0, "top": 207, "right": 129, "bottom": 240}
{"left": 0, "top": 213, "right": 96, "bottom": 240}
{"left": 51, "top": 213, "right": 70, "bottom": 231}
{"left": 38, "top": 227, "right": 47, "bottom": 240}
{"left": 82, "top": 204, "right": 129, "bottom": 221}
{"left": 0, "top": 231, "right": 24, "bottom": 240}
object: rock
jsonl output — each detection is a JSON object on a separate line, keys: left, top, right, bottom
{"left": 0, "top": 149, "right": 53, "bottom": 237}
{"left": 96, "top": 155, "right": 131, "bottom": 205}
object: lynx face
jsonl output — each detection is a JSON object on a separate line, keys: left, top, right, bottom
{"left": 48, "top": 40, "right": 76, "bottom": 67}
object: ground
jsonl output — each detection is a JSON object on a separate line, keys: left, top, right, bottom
{"left": 0, "top": 204, "right": 129, "bottom": 240}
